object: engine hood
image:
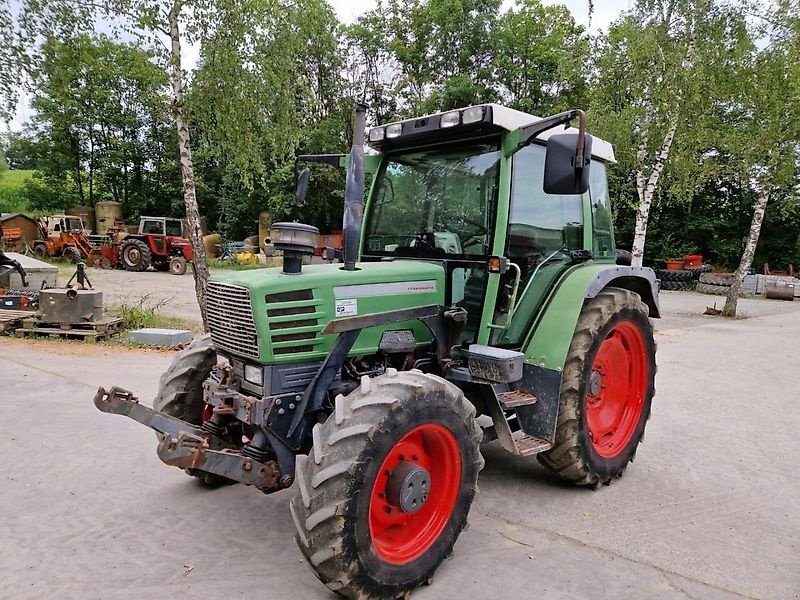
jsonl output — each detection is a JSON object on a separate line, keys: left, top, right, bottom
{"left": 207, "top": 260, "right": 445, "bottom": 364}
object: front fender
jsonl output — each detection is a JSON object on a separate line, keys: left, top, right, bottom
{"left": 521, "top": 263, "right": 660, "bottom": 371}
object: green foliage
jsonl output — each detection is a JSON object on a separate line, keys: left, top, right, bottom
{"left": 4, "top": 0, "right": 798, "bottom": 274}
{"left": 112, "top": 293, "right": 171, "bottom": 330}
{"left": 0, "top": 169, "right": 33, "bottom": 212}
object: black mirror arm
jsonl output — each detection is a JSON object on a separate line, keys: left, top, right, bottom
{"left": 519, "top": 108, "right": 588, "bottom": 166}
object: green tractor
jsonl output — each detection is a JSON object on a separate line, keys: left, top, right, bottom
{"left": 94, "top": 103, "right": 658, "bottom": 599}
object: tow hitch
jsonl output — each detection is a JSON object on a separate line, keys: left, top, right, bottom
{"left": 93, "top": 387, "right": 281, "bottom": 492}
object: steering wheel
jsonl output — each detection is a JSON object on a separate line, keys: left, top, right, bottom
{"left": 442, "top": 218, "right": 489, "bottom": 247}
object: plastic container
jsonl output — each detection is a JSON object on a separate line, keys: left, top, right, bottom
{"left": 683, "top": 254, "right": 703, "bottom": 269}
{"left": 666, "top": 259, "right": 685, "bottom": 271}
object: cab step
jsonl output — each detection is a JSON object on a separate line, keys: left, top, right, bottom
{"left": 512, "top": 433, "right": 552, "bottom": 456}
{"left": 497, "top": 388, "right": 538, "bottom": 409}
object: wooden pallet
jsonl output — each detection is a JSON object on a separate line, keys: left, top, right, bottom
{"left": 15, "top": 316, "right": 123, "bottom": 342}
{"left": 0, "top": 309, "right": 36, "bottom": 334}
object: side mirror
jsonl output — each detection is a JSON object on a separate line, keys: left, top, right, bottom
{"left": 543, "top": 133, "right": 593, "bottom": 195}
{"left": 295, "top": 167, "right": 311, "bottom": 206}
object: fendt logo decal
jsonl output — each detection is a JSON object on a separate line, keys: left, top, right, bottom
{"left": 333, "top": 281, "right": 437, "bottom": 299}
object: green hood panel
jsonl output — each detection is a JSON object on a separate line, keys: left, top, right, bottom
{"left": 208, "top": 261, "right": 445, "bottom": 364}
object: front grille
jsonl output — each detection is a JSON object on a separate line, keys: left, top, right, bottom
{"left": 265, "top": 289, "right": 323, "bottom": 356}
{"left": 207, "top": 281, "right": 259, "bottom": 359}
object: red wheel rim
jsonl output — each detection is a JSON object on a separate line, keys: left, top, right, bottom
{"left": 368, "top": 424, "right": 462, "bottom": 565}
{"left": 585, "top": 321, "right": 648, "bottom": 458}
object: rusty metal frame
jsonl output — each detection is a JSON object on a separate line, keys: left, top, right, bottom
{"left": 93, "top": 386, "right": 282, "bottom": 492}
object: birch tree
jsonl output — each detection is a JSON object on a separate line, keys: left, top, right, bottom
{"left": 722, "top": 0, "right": 800, "bottom": 316}
{"left": 10, "top": 0, "right": 269, "bottom": 330}
{"left": 591, "top": 0, "right": 711, "bottom": 266}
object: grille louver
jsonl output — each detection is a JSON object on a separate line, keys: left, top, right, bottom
{"left": 265, "top": 289, "right": 323, "bottom": 356}
{"left": 207, "top": 281, "right": 259, "bottom": 359}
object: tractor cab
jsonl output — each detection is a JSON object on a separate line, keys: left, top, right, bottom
{"left": 361, "top": 105, "right": 619, "bottom": 347}
{"left": 44, "top": 215, "right": 86, "bottom": 237}
{"left": 138, "top": 216, "right": 185, "bottom": 238}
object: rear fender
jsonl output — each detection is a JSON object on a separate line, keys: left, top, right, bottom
{"left": 521, "top": 264, "right": 659, "bottom": 372}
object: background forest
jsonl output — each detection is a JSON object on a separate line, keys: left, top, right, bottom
{"left": 1, "top": 0, "right": 798, "bottom": 270}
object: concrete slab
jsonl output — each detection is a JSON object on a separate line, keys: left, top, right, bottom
{"left": 128, "top": 327, "right": 194, "bottom": 346}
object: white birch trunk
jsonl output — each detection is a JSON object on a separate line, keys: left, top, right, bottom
{"left": 168, "top": 0, "right": 209, "bottom": 331}
{"left": 723, "top": 187, "right": 770, "bottom": 317}
{"left": 630, "top": 118, "right": 678, "bottom": 267}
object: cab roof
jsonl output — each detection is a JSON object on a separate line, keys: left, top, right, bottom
{"left": 367, "top": 103, "right": 616, "bottom": 163}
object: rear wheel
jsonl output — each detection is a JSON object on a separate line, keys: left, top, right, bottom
{"left": 539, "top": 287, "right": 656, "bottom": 487}
{"left": 291, "top": 369, "right": 483, "bottom": 599}
{"left": 121, "top": 239, "right": 152, "bottom": 272}
{"left": 152, "top": 334, "right": 235, "bottom": 486}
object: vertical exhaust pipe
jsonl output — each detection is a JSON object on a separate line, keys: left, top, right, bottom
{"left": 342, "top": 102, "right": 368, "bottom": 271}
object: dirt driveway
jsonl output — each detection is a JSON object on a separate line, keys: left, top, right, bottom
{"left": 1, "top": 289, "right": 799, "bottom": 600}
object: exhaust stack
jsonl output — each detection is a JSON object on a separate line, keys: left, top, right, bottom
{"left": 342, "top": 103, "right": 368, "bottom": 271}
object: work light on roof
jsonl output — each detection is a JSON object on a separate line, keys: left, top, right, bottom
{"left": 440, "top": 110, "right": 460, "bottom": 128}
{"left": 386, "top": 123, "right": 403, "bottom": 138}
{"left": 368, "top": 127, "right": 385, "bottom": 142}
{"left": 462, "top": 106, "right": 484, "bottom": 124}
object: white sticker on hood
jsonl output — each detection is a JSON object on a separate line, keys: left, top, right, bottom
{"left": 335, "top": 298, "right": 358, "bottom": 317}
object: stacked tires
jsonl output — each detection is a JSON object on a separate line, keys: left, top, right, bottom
{"left": 696, "top": 272, "right": 735, "bottom": 296}
{"left": 654, "top": 265, "right": 711, "bottom": 291}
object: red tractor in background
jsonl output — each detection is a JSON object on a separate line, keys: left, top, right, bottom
{"left": 119, "top": 217, "right": 192, "bottom": 275}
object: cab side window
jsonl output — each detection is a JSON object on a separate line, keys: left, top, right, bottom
{"left": 590, "top": 162, "right": 614, "bottom": 258}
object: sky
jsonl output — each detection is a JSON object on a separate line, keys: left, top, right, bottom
{"left": 8, "top": 0, "right": 632, "bottom": 132}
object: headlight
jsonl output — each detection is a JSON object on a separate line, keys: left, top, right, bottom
{"left": 368, "top": 127, "right": 385, "bottom": 142}
{"left": 244, "top": 364, "right": 263, "bottom": 386}
{"left": 386, "top": 123, "right": 402, "bottom": 138}
{"left": 440, "top": 110, "right": 460, "bottom": 128}
{"left": 462, "top": 106, "right": 484, "bottom": 124}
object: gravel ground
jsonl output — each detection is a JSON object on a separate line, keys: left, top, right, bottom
{"left": 1, "top": 282, "right": 799, "bottom": 600}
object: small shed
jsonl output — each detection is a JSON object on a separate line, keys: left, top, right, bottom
{"left": 1, "top": 213, "right": 40, "bottom": 252}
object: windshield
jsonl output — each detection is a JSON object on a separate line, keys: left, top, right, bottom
{"left": 364, "top": 142, "right": 501, "bottom": 258}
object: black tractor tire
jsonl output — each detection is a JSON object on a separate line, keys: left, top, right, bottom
{"left": 655, "top": 268, "right": 694, "bottom": 282}
{"left": 121, "top": 239, "right": 152, "bottom": 272}
{"left": 152, "top": 334, "right": 234, "bottom": 486}
{"left": 686, "top": 264, "right": 712, "bottom": 276}
{"left": 660, "top": 280, "right": 696, "bottom": 292}
{"left": 696, "top": 282, "right": 730, "bottom": 295}
{"left": 538, "top": 287, "right": 656, "bottom": 487}
{"left": 169, "top": 256, "right": 188, "bottom": 276}
{"left": 33, "top": 244, "right": 49, "bottom": 259}
{"left": 699, "top": 272, "right": 734, "bottom": 286}
{"left": 61, "top": 245, "right": 81, "bottom": 263}
{"left": 291, "top": 369, "right": 484, "bottom": 600}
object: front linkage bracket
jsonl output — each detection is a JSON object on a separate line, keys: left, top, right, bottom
{"left": 93, "top": 386, "right": 281, "bottom": 492}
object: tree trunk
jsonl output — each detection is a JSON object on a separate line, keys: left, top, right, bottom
{"left": 169, "top": 0, "right": 209, "bottom": 331}
{"left": 631, "top": 118, "right": 678, "bottom": 267}
{"left": 723, "top": 187, "right": 769, "bottom": 317}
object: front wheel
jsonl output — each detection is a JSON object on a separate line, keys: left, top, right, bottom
{"left": 152, "top": 334, "right": 236, "bottom": 486}
{"left": 539, "top": 287, "right": 656, "bottom": 487}
{"left": 291, "top": 369, "right": 483, "bottom": 599}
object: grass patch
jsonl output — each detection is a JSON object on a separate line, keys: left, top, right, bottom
{"left": 0, "top": 170, "right": 33, "bottom": 213}
{"left": 109, "top": 293, "right": 174, "bottom": 330}
{"left": 0, "top": 169, "right": 35, "bottom": 190}
{"left": 209, "top": 257, "right": 282, "bottom": 271}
